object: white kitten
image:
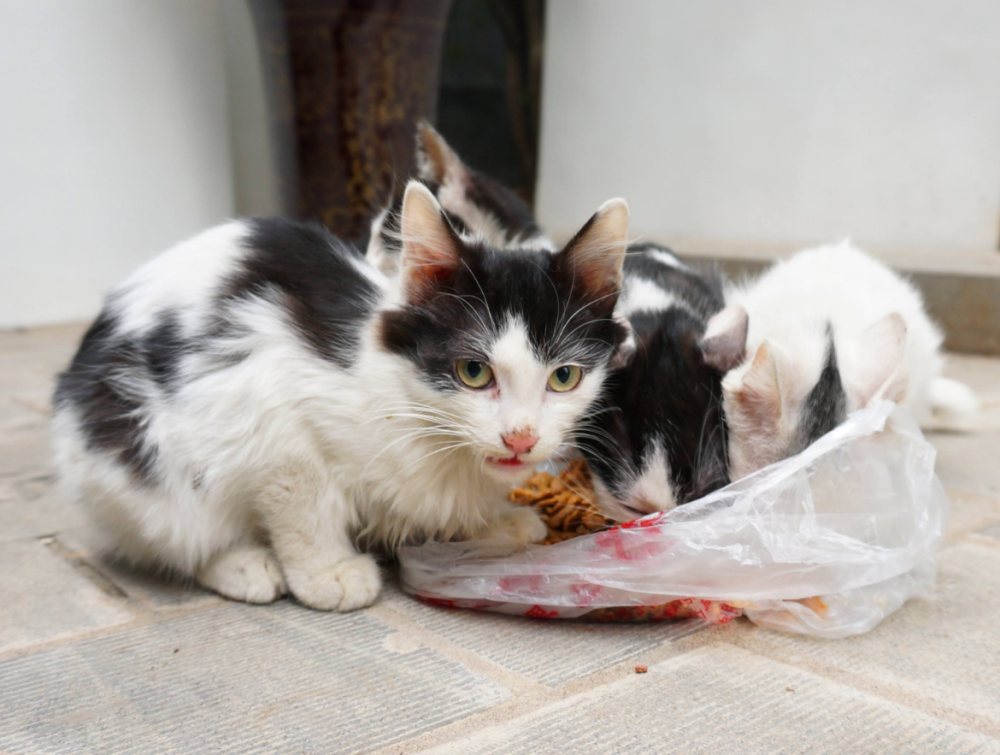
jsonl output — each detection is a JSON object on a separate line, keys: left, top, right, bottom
{"left": 722, "top": 241, "right": 978, "bottom": 478}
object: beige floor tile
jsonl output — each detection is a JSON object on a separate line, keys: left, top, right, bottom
{"left": 382, "top": 584, "right": 705, "bottom": 687}
{"left": 420, "top": 645, "right": 1000, "bottom": 755}
{"left": 946, "top": 488, "right": 1000, "bottom": 541}
{"left": 719, "top": 543, "right": 1000, "bottom": 730}
{"left": 0, "top": 473, "right": 85, "bottom": 542}
{"left": 931, "top": 429, "right": 1000, "bottom": 498}
{"left": 0, "top": 539, "right": 134, "bottom": 654}
{"left": 0, "top": 422, "right": 52, "bottom": 479}
{"left": 0, "top": 603, "right": 508, "bottom": 755}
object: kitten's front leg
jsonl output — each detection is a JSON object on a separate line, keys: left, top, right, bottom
{"left": 479, "top": 502, "right": 548, "bottom": 544}
{"left": 258, "top": 462, "right": 381, "bottom": 612}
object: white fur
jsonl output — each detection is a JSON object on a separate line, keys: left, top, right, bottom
{"left": 617, "top": 277, "right": 680, "bottom": 318}
{"left": 646, "top": 249, "right": 686, "bottom": 270}
{"left": 366, "top": 207, "right": 396, "bottom": 274}
{"left": 723, "top": 240, "right": 977, "bottom": 477}
{"left": 630, "top": 445, "right": 677, "bottom": 514}
{"left": 53, "top": 222, "right": 604, "bottom": 611}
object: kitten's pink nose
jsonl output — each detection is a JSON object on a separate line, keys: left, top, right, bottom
{"left": 502, "top": 430, "right": 538, "bottom": 455}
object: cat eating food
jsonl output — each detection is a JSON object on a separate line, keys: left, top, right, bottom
{"left": 722, "top": 241, "right": 979, "bottom": 478}
{"left": 52, "top": 181, "right": 632, "bottom": 611}
{"left": 574, "top": 245, "right": 748, "bottom": 521}
{"left": 365, "top": 129, "right": 748, "bottom": 522}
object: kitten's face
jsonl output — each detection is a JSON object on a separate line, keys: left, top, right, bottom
{"left": 381, "top": 182, "right": 631, "bottom": 484}
{"left": 724, "top": 313, "right": 907, "bottom": 479}
{"left": 723, "top": 340, "right": 828, "bottom": 481}
{"left": 578, "top": 309, "right": 737, "bottom": 520}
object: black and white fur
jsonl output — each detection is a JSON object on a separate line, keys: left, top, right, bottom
{"left": 370, "top": 134, "right": 746, "bottom": 521}
{"left": 576, "top": 245, "right": 747, "bottom": 520}
{"left": 366, "top": 121, "right": 553, "bottom": 276}
{"left": 53, "top": 182, "right": 632, "bottom": 611}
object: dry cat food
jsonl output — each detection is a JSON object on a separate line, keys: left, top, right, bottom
{"left": 508, "top": 459, "right": 615, "bottom": 544}
{"left": 508, "top": 460, "right": 701, "bottom": 622}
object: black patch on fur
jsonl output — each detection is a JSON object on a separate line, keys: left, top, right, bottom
{"left": 54, "top": 308, "right": 159, "bottom": 485}
{"left": 380, "top": 239, "right": 627, "bottom": 391}
{"left": 790, "top": 327, "right": 848, "bottom": 454}
{"left": 229, "top": 218, "right": 379, "bottom": 369}
{"left": 145, "top": 310, "right": 187, "bottom": 391}
{"left": 579, "top": 248, "right": 732, "bottom": 505}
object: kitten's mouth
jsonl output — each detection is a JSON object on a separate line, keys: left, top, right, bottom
{"left": 619, "top": 504, "right": 647, "bottom": 519}
{"left": 486, "top": 455, "right": 529, "bottom": 469}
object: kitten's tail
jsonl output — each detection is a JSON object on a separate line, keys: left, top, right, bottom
{"left": 928, "top": 377, "right": 980, "bottom": 430}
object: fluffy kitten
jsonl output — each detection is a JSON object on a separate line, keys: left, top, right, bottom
{"left": 576, "top": 245, "right": 747, "bottom": 520}
{"left": 723, "top": 241, "right": 979, "bottom": 479}
{"left": 367, "top": 121, "right": 553, "bottom": 276}
{"left": 52, "top": 182, "right": 632, "bottom": 610}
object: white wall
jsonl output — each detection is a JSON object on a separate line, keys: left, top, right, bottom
{"left": 221, "top": 0, "right": 290, "bottom": 219}
{"left": 536, "top": 0, "right": 1000, "bottom": 254}
{"left": 0, "top": 1, "right": 234, "bottom": 328}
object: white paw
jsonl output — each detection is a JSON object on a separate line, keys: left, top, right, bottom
{"left": 284, "top": 554, "right": 382, "bottom": 612}
{"left": 485, "top": 506, "right": 548, "bottom": 544}
{"left": 197, "top": 546, "right": 287, "bottom": 604}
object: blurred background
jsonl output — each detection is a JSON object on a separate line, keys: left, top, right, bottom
{"left": 1, "top": 0, "right": 998, "bottom": 352}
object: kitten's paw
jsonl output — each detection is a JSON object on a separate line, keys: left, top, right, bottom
{"left": 197, "top": 546, "right": 287, "bottom": 604}
{"left": 284, "top": 554, "right": 381, "bottom": 612}
{"left": 485, "top": 506, "right": 548, "bottom": 544}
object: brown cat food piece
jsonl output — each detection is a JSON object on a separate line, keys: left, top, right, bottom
{"left": 508, "top": 460, "right": 615, "bottom": 545}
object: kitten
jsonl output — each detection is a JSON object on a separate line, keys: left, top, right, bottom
{"left": 575, "top": 245, "right": 748, "bottom": 521}
{"left": 366, "top": 121, "right": 554, "bottom": 276}
{"left": 368, "top": 145, "right": 743, "bottom": 520}
{"left": 52, "top": 181, "right": 632, "bottom": 610}
{"left": 722, "top": 240, "right": 979, "bottom": 479}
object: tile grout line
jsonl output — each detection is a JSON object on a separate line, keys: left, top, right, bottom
{"left": 365, "top": 603, "right": 551, "bottom": 699}
{"left": 0, "top": 534, "right": 230, "bottom": 663}
{"left": 362, "top": 613, "right": 712, "bottom": 755}
{"left": 680, "top": 625, "right": 1000, "bottom": 740}
{"left": 0, "top": 600, "right": 226, "bottom": 663}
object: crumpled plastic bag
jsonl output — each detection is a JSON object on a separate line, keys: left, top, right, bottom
{"left": 399, "top": 401, "right": 948, "bottom": 638}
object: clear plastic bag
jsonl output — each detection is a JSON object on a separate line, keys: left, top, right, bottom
{"left": 399, "top": 402, "right": 948, "bottom": 638}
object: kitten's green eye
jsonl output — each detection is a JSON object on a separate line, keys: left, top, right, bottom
{"left": 456, "top": 360, "right": 494, "bottom": 389}
{"left": 548, "top": 365, "right": 582, "bottom": 392}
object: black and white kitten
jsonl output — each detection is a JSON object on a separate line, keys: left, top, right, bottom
{"left": 366, "top": 132, "right": 744, "bottom": 521}
{"left": 52, "top": 182, "right": 632, "bottom": 610}
{"left": 366, "top": 121, "right": 553, "bottom": 276}
{"left": 576, "top": 245, "right": 747, "bottom": 520}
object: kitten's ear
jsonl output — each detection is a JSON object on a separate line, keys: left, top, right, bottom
{"left": 700, "top": 305, "right": 748, "bottom": 373}
{"left": 851, "top": 312, "right": 908, "bottom": 406}
{"left": 554, "top": 198, "right": 629, "bottom": 306}
{"left": 399, "top": 181, "right": 462, "bottom": 304}
{"left": 725, "top": 342, "right": 784, "bottom": 426}
{"left": 415, "top": 120, "right": 467, "bottom": 186}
